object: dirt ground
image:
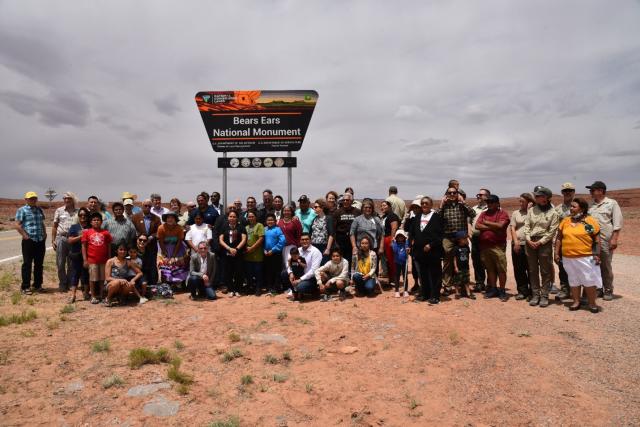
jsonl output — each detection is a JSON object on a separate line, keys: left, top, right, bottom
{"left": 1, "top": 189, "right": 639, "bottom": 426}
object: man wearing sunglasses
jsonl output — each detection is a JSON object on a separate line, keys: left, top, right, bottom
{"left": 132, "top": 200, "right": 161, "bottom": 286}
{"left": 440, "top": 186, "right": 476, "bottom": 296}
{"left": 587, "top": 181, "right": 623, "bottom": 301}
{"left": 471, "top": 189, "right": 491, "bottom": 291}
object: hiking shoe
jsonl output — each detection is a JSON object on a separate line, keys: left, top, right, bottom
{"left": 555, "top": 291, "right": 569, "bottom": 301}
{"left": 549, "top": 284, "right": 559, "bottom": 294}
{"left": 484, "top": 288, "right": 499, "bottom": 299}
{"left": 603, "top": 292, "right": 613, "bottom": 301}
{"left": 529, "top": 296, "right": 540, "bottom": 306}
{"left": 499, "top": 289, "right": 508, "bottom": 302}
{"left": 468, "top": 293, "right": 476, "bottom": 300}
{"left": 21, "top": 289, "right": 32, "bottom": 295}
{"left": 515, "top": 293, "right": 526, "bottom": 300}
{"left": 138, "top": 297, "right": 148, "bottom": 305}
{"left": 320, "top": 294, "right": 329, "bottom": 302}
{"left": 539, "top": 296, "right": 549, "bottom": 307}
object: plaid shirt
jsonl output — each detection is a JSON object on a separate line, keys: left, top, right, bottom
{"left": 16, "top": 205, "right": 46, "bottom": 241}
{"left": 440, "top": 202, "right": 475, "bottom": 236}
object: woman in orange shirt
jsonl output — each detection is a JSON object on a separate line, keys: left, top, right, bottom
{"left": 554, "top": 198, "right": 601, "bottom": 313}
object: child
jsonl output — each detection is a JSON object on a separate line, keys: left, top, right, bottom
{"left": 315, "top": 248, "right": 349, "bottom": 301}
{"left": 81, "top": 212, "right": 113, "bottom": 304}
{"left": 127, "top": 246, "right": 148, "bottom": 299}
{"left": 392, "top": 230, "right": 410, "bottom": 298}
{"left": 263, "top": 213, "right": 286, "bottom": 294}
{"left": 288, "top": 247, "right": 307, "bottom": 283}
{"left": 453, "top": 231, "right": 475, "bottom": 300}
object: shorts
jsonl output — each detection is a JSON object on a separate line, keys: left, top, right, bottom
{"left": 453, "top": 270, "right": 470, "bottom": 286}
{"left": 480, "top": 246, "right": 507, "bottom": 276}
{"left": 88, "top": 264, "right": 106, "bottom": 282}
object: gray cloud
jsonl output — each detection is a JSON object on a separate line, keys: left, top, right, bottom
{"left": 0, "top": 90, "right": 90, "bottom": 127}
{"left": 153, "top": 94, "right": 181, "bottom": 116}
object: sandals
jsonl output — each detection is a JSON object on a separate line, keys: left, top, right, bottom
{"left": 569, "top": 304, "right": 581, "bottom": 311}
{"left": 589, "top": 306, "right": 599, "bottom": 313}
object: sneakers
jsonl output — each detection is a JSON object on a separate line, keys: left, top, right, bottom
{"left": 498, "top": 289, "right": 508, "bottom": 302}
{"left": 555, "top": 291, "right": 569, "bottom": 301}
{"left": 603, "top": 292, "right": 613, "bottom": 301}
{"left": 529, "top": 296, "right": 540, "bottom": 306}
{"left": 320, "top": 294, "right": 330, "bottom": 302}
{"left": 515, "top": 293, "right": 526, "bottom": 301}
{"left": 484, "top": 288, "right": 499, "bottom": 299}
{"left": 138, "top": 297, "right": 148, "bottom": 305}
{"left": 90, "top": 297, "right": 100, "bottom": 304}
{"left": 403, "top": 291, "right": 410, "bottom": 298}
{"left": 539, "top": 296, "right": 549, "bottom": 307}
{"left": 20, "top": 289, "right": 32, "bottom": 295}
{"left": 394, "top": 291, "right": 401, "bottom": 298}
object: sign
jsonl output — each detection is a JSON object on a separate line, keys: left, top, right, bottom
{"left": 218, "top": 156, "right": 297, "bottom": 168}
{"left": 195, "top": 90, "right": 318, "bottom": 152}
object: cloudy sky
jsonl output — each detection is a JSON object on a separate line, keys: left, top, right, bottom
{"left": 1, "top": 0, "right": 639, "bottom": 205}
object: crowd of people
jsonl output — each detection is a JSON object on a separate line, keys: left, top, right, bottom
{"left": 14, "top": 180, "right": 623, "bottom": 313}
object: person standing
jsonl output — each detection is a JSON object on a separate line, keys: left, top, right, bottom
{"left": 470, "top": 189, "right": 490, "bottom": 291}
{"left": 150, "top": 193, "right": 171, "bottom": 221}
{"left": 210, "top": 191, "right": 223, "bottom": 215}
{"left": 52, "top": 191, "right": 79, "bottom": 291}
{"left": 188, "top": 193, "right": 219, "bottom": 227}
{"left": 524, "top": 187, "right": 559, "bottom": 307}
{"left": 334, "top": 192, "right": 361, "bottom": 269}
{"left": 102, "top": 202, "right": 138, "bottom": 256}
{"left": 587, "top": 181, "right": 623, "bottom": 300}
{"left": 131, "top": 200, "right": 161, "bottom": 286}
{"left": 553, "top": 183, "right": 575, "bottom": 300}
{"left": 475, "top": 195, "right": 510, "bottom": 301}
{"left": 385, "top": 186, "right": 406, "bottom": 220}
{"left": 349, "top": 199, "right": 383, "bottom": 257}
{"left": 15, "top": 192, "right": 47, "bottom": 294}
{"left": 510, "top": 193, "right": 534, "bottom": 300}
{"left": 295, "top": 195, "right": 317, "bottom": 234}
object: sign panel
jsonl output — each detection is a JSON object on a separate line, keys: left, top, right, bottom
{"left": 195, "top": 90, "right": 318, "bottom": 152}
{"left": 218, "top": 156, "right": 297, "bottom": 168}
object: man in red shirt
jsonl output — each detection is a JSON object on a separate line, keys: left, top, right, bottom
{"left": 475, "top": 195, "right": 510, "bottom": 301}
{"left": 82, "top": 212, "right": 113, "bottom": 304}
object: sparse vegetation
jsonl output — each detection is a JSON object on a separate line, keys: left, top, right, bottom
{"left": 282, "top": 352, "right": 292, "bottom": 362}
{"left": 60, "top": 304, "right": 75, "bottom": 314}
{"left": 45, "top": 318, "right": 59, "bottom": 330}
{"left": 277, "top": 311, "right": 287, "bottom": 320}
{"left": 207, "top": 415, "right": 240, "bottom": 427}
{"left": 305, "top": 383, "right": 313, "bottom": 393}
{"left": 176, "top": 384, "right": 190, "bottom": 395}
{"left": 102, "top": 374, "right": 124, "bottom": 389}
{"left": 517, "top": 330, "right": 532, "bottom": 337}
{"left": 272, "top": 373, "right": 288, "bottom": 383}
{"left": 168, "top": 364, "right": 194, "bottom": 385}
{"left": 449, "top": 331, "right": 460, "bottom": 345}
{"left": 0, "top": 272, "right": 15, "bottom": 291}
{"left": 10, "top": 291, "right": 21, "bottom": 305}
{"left": 128, "top": 347, "right": 171, "bottom": 369}
{"left": 409, "top": 398, "right": 420, "bottom": 410}
{"left": 20, "top": 329, "right": 35, "bottom": 338}
{"left": 220, "top": 348, "right": 243, "bottom": 363}
{"left": 228, "top": 332, "right": 241, "bottom": 343}
{"left": 241, "top": 374, "right": 253, "bottom": 385}
{"left": 0, "top": 350, "right": 8, "bottom": 365}
{"left": 264, "top": 354, "right": 279, "bottom": 364}
{"left": 174, "top": 340, "right": 185, "bottom": 350}
{"left": 295, "top": 317, "right": 311, "bottom": 325}
{"left": 0, "top": 310, "right": 37, "bottom": 327}
{"left": 91, "top": 339, "right": 111, "bottom": 353}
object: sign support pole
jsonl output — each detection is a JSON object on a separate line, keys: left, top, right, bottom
{"left": 222, "top": 152, "right": 228, "bottom": 209}
{"left": 287, "top": 151, "right": 292, "bottom": 204}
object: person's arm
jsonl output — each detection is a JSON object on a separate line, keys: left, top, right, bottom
{"left": 128, "top": 260, "right": 143, "bottom": 284}
{"left": 185, "top": 230, "right": 198, "bottom": 252}
{"left": 82, "top": 240, "right": 89, "bottom": 268}
{"left": 190, "top": 255, "right": 202, "bottom": 277}
{"left": 52, "top": 211, "right": 59, "bottom": 249}
{"left": 315, "top": 261, "right": 327, "bottom": 284}
{"left": 247, "top": 235, "right": 264, "bottom": 254}
{"left": 105, "top": 258, "right": 115, "bottom": 282}
{"left": 168, "top": 229, "right": 185, "bottom": 259}
{"left": 475, "top": 213, "right": 489, "bottom": 231}
{"left": 454, "top": 251, "right": 459, "bottom": 273}
{"left": 300, "top": 249, "right": 322, "bottom": 281}
{"left": 218, "top": 233, "right": 227, "bottom": 252}
{"left": 539, "top": 211, "right": 560, "bottom": 245}
{"left": 610, "top": 201, "right": 623, "bottom": 250}
{"left": 349, "top": 218, "right": 358, "bottom": 254}
{"left": 236, "top": 231, "right": 247, "bottom": 251}
{"left": 554, "top": 228, "right": 563, "bottom": 263}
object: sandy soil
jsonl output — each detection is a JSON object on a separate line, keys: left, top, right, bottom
{"left": 1, "top": 249, "right": 639, "bottom": 426}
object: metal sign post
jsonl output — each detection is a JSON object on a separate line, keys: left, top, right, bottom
{"left": 287, "top": 151, "right": 292, "bottom": 204}
{"left": 222, "top": 152, "right": 228, "bottom": 208}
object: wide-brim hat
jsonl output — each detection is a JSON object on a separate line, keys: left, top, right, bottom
{"left": 162, "top": 212, "right": 179, "bottom": 222}
{"left": 121, "top": 191, "right": 138, "bottom": 201}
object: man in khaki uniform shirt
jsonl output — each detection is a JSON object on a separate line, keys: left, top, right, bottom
{"left": 385, "top": 186, "right": 406, "bottom": 221}
{"left": 553, "top": 182, "right": 575, "bottom": 300}
{"left": 587, "top": 181, "right": 623, "bottom": 300}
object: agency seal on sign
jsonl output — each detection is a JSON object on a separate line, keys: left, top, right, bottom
{"left": 263, "top": 157, "right": 273, "bottom": 168}
{"left": 252, "top": 158, "right": 262, "bottom": 168}
{"left": 241, "top": 158, "right": 251, "bottom": 168}
{"left": 229, "top": 158, "right": 240, "bottom": 168}
{"left": 274, "top": 158, "right": 285, "bottom": 167}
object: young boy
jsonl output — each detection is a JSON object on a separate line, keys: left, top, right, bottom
{"left": 315, "top": 248, "right": 349, "bottom": 301}
{"left": 453, "top": 231, "right": 475, "bottom": 300}
{"left": 391, "top": 230, "right": 410, "bottom": 298}
{"left": 81, "top": 212, "right": 112, "bottom": 304}
{"left": 288, "top": 247, "right": 307, "bottom": 283}
{"left": 127, "top": 246, "right": 148, "bottom": 300}
{"left": 263, "top": 213, "right": 286, "bottom": 294}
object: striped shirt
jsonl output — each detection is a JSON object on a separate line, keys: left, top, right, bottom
{"left": 102, "top": 216, "right": 137, "bottom": 247}
{"left": 16, "top": 205, "right": 46, "bottom": 241}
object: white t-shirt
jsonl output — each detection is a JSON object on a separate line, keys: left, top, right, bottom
{"left": 185, "top": 223, "right": 212, "bottom": 248}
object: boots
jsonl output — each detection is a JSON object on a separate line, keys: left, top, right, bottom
{"left": 555, "top": 283, "right": 570, "bottom": 301}
{"left": 585, "top": 286, "right": 599, "bottom": 313}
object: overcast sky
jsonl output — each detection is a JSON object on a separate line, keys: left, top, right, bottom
{"left": 1, "top": 0, "right": 639, "bottom": 205}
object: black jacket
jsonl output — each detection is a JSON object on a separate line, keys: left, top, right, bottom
{"left": 409, "top": 211, "right": 444, "bottom": 261}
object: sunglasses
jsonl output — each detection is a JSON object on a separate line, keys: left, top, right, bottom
{"left": 138, "top": 238, "right": 148, "bottom": 242}
{"left": 446, "top": 191, "right": 458, "bottom": 195}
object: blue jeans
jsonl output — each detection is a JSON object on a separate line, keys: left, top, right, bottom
{"left": 352, "top": 272, "right": 376, "bottom": 296}
{"left": 69, "top": 253, "right": 89, "bottom": 289}
{"left": 188, "top": 274, "right": 216, "bottom": 300}
{"left": 280, "top": 269, "right": 317, "bottom": 295}
{"left": 245, "top": 261, "right": 264, "bottom": 293}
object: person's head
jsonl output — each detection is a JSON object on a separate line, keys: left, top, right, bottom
{"left": 448, "top": 179, "right": 460, "bottom": 190}
{"left": 559, "top": 182, "right": 575, "bottom": 203}
{"left": 90, "top": 212, "right": 103, "bottom": 229}
{"left": 123, "top": 199, "right": 134, "bottom": 214}
{"left": 519, "top": 193, "right": 534, "bottom": 210}
{"left": 265, "top": 213, "right": 276, "bottom": 227}
{"left": 300, "top": 232, "right": 311, "bottom": 249}
{"left": 163, "top": 212, "right": 178, "bottom": 225}
{"left": 233, "top": 198, "right": 242, "bottom": 210}
{"left": 247, "top": 210, "right": 258, "bottom": 225}
{"left": 87, "top": 196, "right": 100, "bottom": 212}
{"left": 420, "top": 196, "right": 433, "bottom": 213}
{"left": 325, "top": 191, "right": 338, "bottom": 208}
{"left": 344, "top": 187, "right": 355, "bottom": 196}
{"left": 331, "top": 248, "right": 342, "bottom": 263}
{"left": 77, "top": 207, "right": 90, "bottom": 226}
{"left": 150, "top": 193, "right": 162, "bottom": 208}
{"left": 112, "top": 202, "right": 125, "bottom": 218}
{"left": 571, "top": 197, "right": 590, "bottom": 217}
{"left": 210, "top": 192, "right": 221, "bottom": 205}
{"left": 289, "top": 246, "right": 300, "bottom": 261}
{"left": 116, "top": 243, "right": 128, "bottom": 259}
{"left": 262, "top": 189, "right": 273, "bottom": 207}
{"left": 410, "top": 199, "right": 421, "bottom": 214}
{"left": 342, "top": 192, "right": 353, "bottom": 208}
{"left": 394, "top": 229, "right": 407, "bottom": 243}
{"left": 196, "top": 194, "right": 208, "bottom": 209}
{"left": 586, "top": 181, "right": 607, "bottom": 201}
{"left": 62, "top": 191, "right": 77, "bottom": 208}
{"left": 283, "top": 204, "right": 294, "bottom": 219}
{"left": 199, "top": 191, "right": 210, "bottom": 203}
{"left": 227, "top": 210, "right": 238, "bottom": 225}
{"left": 170, "top": 198, "right": 181, "bottom": 213}
{"left": 486, "top": 195, "right": 500, "bottom": 211}
{"left": 186, "top": 200, "right": 196, "bottom": 211}
{"left": 128, "top": 246, "right": 138, "bottom": 259}
{"left": 445, "top": 187, "right": 458, "bottom": 203}
{"left": 298, "top": 195, "right": 310, "bottom": 211}
{"left": 246, "top": 196, "right": 257, "bottom": 211}
{"left": 194, "top": 212, "right": 204, "bottom": 225}
{"left": 273, "top": 195, "right": 284, "bottom": 211}
{"left": 359, "top": 236, "right": 371, "bottom": 252}
{"left": 24, "top": 191, "right": 38, "bottom": 206}
{"left": 141, "top": 199, "right": 152, "bottom": 215}
{"left": 533, "top": 186, "right": 552, "bottom": 206}
{"left": 381, "top": 200, "right": 391, "bottom": 214}
{"left": 197, "top": 241, "right": 209, "bottom": 256}
{"left": 313, "top": 199, "right": 326, "bottom": 216}
{"left": 361, "top": 200, "right": 375, "bottom": 217}
{"left": 476, "top": 188, "right": 490, "bottom": 204}
{"left": 388, "top": 185, "right": 398, "bottom": 195}
{"left": 137, "top": 234, "right": 148, "bottom": 249}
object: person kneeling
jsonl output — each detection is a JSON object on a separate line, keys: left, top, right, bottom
{"left": 315, "top": 248, "right": 349, "bottom": 301}
{"left": 188, "top": 241, "right": 217, "bottom": 300}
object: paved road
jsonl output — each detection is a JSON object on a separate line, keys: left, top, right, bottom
{"left": 0, "top": 228, "right": 53, "bottom": 263}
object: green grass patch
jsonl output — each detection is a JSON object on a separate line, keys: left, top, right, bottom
{"left": 276, "top": 311, "right": 287, "bottom": 320}
{"left": 282, "top": 352, "right": 292, "bottom": 362}
{"left": 60, "top": 304, "right": 75, "bottom": 314}
{"left": 271, "top": 373, "right": 288, "bottom": 383}
{"left": 128, "top": 347, "right": 171, "bottom": 369}
{"left": 0, "top": 310, "right": 37, "bottom": 327}
{"left": 176, "top": 383, "right": 190, "bottom": 395}
{"left": 220, "top": 348, "right": 243, "bottom": 363}
{"left": 207, "top": 416, "right": 240, "bottom": 427}
{"left": 10, "top": 291, "right": 21, "bottom": 305}
{"left": 102, "top": 374, "right": 124, "bottom": 389}
{"left": 228, "top": 332, "right": 241, "bottom": 342}
{"left": 167, "top": 364, "right": 194, "bottom": 385}
{"left": 174, "top": 340, "right": 185, "bottom": 350}
{"left": 240, "top": 374, "right": 253, "bottom": 385}
{"left": 264, "top": 354, "right": 279, "bottom": 365}
{"left": 91, "top": 339, "right": 111, "bottom": 353}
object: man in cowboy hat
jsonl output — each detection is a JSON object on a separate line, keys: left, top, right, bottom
{"left": 15, "top": 192, "right": 47, "bottom": 294}
{"left": 52, "top": 191, "right": 79, "bottom": 291}
{"left": 121, "top": 191, "right": 141, "bottom": 217}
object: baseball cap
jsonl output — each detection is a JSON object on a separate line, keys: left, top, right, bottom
{"left": 394, "top": 230, "right": 407, "bottom": 239}
{"left": 560, "top": 182, "right": 575, "bottom": 191}
{"left": 123, "top": 198, "right": 134, "bottom": 206}
{"left": 298, "top": 195, "right": 309, "bottom": 202}
{"left": 533, "top": 187, "right": 552, "bottom": 197}
{"left": 24, "top": 191, "right": 38, "bottom": 199}
{"left": 487, "top": 194, "right": 500, "bottom": 203}
{"left": 586, "top": 181, "right": 606, "bottom": 191}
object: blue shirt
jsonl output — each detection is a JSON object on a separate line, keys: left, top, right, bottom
{"left": 264, "top": 225, "right": 286, "bottom": 253}
{"left": 188, "top": 206, "right": 219, "bottom": 227}
{"left": 295, "top": 208, "right": 317, "bottom": 234}
{"left": 16, "top": 205, "right": 45, "bottom": 242}
{"left": 391, "top": 240, "right": 408, "bottom": 265}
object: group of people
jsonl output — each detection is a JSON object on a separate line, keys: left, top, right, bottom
{"left": 14, "top": 180, "right": 622, "bottom": 312}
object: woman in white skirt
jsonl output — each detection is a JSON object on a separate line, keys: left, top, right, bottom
{"left": 554, "top": 198, "right": 601, "bottom": 313}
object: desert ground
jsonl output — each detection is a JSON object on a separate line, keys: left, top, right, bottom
{"left": 0, "top": 189, "right": 639, "bottom": 426}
